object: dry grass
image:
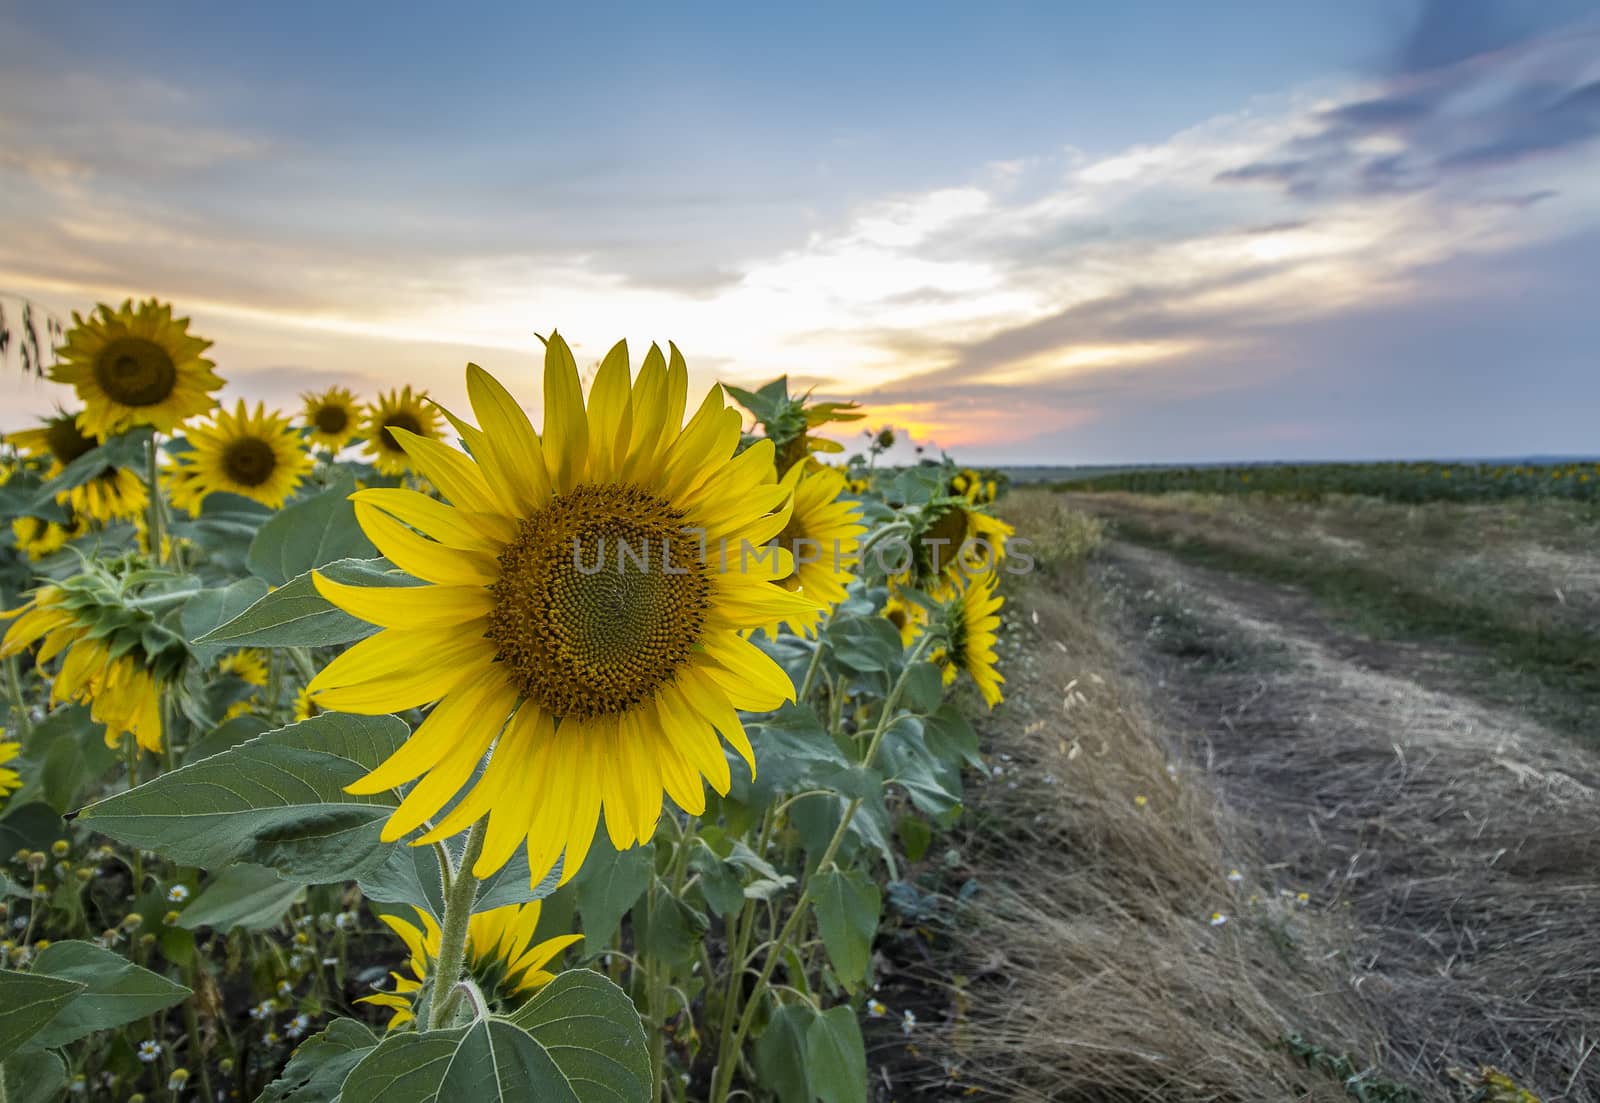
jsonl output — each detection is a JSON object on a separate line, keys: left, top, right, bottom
{"left": 1001, "top": 488, "right": 1106, "bottom": 571}
{"left": 937, "top": 555, "right": 1395, "bottom": 1101}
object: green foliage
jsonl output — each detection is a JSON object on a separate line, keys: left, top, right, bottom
{"left": 248, "top": 478, "right": 377, "bottom": 586}
{"left": 192, "top": 557, "right": 413, "bottom": 647}
{"left": 79, "top": 713, "right": 409, "bottom": 881}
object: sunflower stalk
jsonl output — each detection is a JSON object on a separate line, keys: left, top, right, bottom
{"left": 710, "top": 632, "right": 934, "bottom": 1102}
{"left": 145, "top": 434, "right": 166, "bottom": 566}
{"left": 426, "top": 817, "right": 489, "bottom": 1030}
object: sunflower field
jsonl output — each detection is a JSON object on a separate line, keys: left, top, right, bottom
{"left": 0, "top": 300, "right": 1021, "bottom": 1102}
{"left": 1056, "top": 459, "right": 1600, "bottom": 502}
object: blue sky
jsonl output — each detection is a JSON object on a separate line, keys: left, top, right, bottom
{"left": 3, "top": 0, "right": 1597, "bottom": 463}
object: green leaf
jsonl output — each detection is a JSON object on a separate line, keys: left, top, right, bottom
{"left": 634, "top": 892, "right": 706, "bottom": 969}
{"left": 194, "top": 557, "right": 420, "bottom": 648}
{"left": 26, "top": 941, "right": 190, "bottom": 1050}
{"left": 504, "top": 969, "right": 651, "bottom": 1103}
{"left": 825, "top": 616, "right": 904, "bottom": 676}
{"left": 747, "top": 703, "right": 849, "bottom": 802}
{"left": 181, "top": 577, "right": 272, "bottom": 660}
{"left": 687, "top": 845, "right": 744, "bottom": 917}
{"left": 185, "top": 714, "right": 273, "bottom": 765}
{"left": 901, "top": 661, "right": 944, "bottom": 714}
{"left": 178, "top": 864, "right": 305, "bottom": 933}
{"left": 752, "top": 1003, "right": 817, "bottom": 1103}
{"left": 806, "top": 1006, "right": 868, "bottom": 1103}
{"left": 0, "top": 970, "right": 84, "bottom": 1062}
{"left": 0, "top": 803, "right": 64, "bottom": 862}
{"left": 78, "top": 713, "right": 409, "bottom": 881}
{"left": 922, "top": 704, "right": 983, "bottom": 771}
{"left": 10, "top": 706, "right": 113, "bottom": 814}
{"left": 0, "top": 1048, "right": 67, "bottom": 1103}
{"left": 896, "top": 814, "right": 933, "bottom": 863}
{"left": 880, "top": 716, "right": 962, "bottom": 817}
{"left": 259, "top": 1018, "right": 379, "bottom": 1103}
{"left": 346, "top": 976, "right": 650, "bottom": 1103}
{"left": 811, "top": 869, "right": 880, "bottom": 992}
{"left": 249, "top": 478, "right": 377, "bottom": 587}
{"left": 575, "top": 838, "right": 654, "bottom": 949}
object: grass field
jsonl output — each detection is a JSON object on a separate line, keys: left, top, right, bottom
{"left": 905, "top": 486, "right": 1598, "bottom": 1101}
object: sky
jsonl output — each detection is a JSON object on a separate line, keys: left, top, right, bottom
{"left": 2, "top": 0, "right": 1597, "bottom": 465}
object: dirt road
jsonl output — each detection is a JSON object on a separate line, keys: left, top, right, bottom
{"left": 1098, "top": 537, "right": 1600, "bottom": 1100}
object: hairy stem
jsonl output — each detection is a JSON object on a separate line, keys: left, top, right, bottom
{"left": 426, "top": 818, "right": 488, "bottom": 1030}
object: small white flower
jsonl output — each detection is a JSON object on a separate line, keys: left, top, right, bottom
{"left": 1226, "top": 869, "right": 1243, "bottom": 883}
{"left": 334, "top": 912, "right": 355, "bottom": 931}
{"left": 166, "top": 884, "right": 190, "bottom": 903}
{"left": 277, "top": 980, "right": 293, "bottom": 997}
{"left": 286, "top": 1013, "right": 311, "bottom": 1039}
{"left": 137, "top": 1040, "right": 163, "bottom": 1063}
{"left": 901, "top": 1009, "right": 917, "bottom": 1035}
{"left": 866, "top": 999, "right": 888, "bottom": 1018}
{"left": 249, "top": 999, "right": 277, "bottom": 1021}
{"left": 1208, "top": 912, "right": 1228, "bottom": 927}
{"left": 990, "top": 765, "right": 1003, "bottom": 778}
{"left": 263, "top": 1030, "right": 281, "bottom": 1045}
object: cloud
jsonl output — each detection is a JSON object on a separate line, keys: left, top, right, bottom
{"left": 1216, "top": 7, "right": 1600, "bottom": 198}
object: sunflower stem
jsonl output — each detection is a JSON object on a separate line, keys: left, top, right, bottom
{"left": 427, "top": 817, "right": 488, "bottom": 1030}
{"left": 710, "top": 633, "right": 933, "bottom": 1102}
{"left": 145, "top": 433, "right": 166, "bottom": 566}
{"left": 4, "top": 655, "right": 34, "bottom": 742}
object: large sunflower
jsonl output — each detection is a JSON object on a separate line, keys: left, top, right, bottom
{"left": 7, "top": 413, "right": 147, "bottom": 524}
{"left": 176, "top": 401, "right": 313, "bottom": 509}
{"left": 301, "top": 386, "right": 362, "bottom": 451}
{"left": 308, "top": 338, "right": 817, "bottom": 885}
{"left": 0, "top": 585, "right": 180, "bottom": 752}
{"left": 766, "top": 462, "right": 865, "bottom": 636}
{"left": 363, "top": 386, "right": 441, "bottom": 476}
{"left": 932, "top": 571, "right": 1005, "bottom": 709}
{"left": 361, "top": 901, "right": 581, "bottom": 1030}
{"left": 50, "top": 300, "right": 221, "bottom": 440}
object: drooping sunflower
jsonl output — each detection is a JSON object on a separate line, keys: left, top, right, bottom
{"left": 7, "top": 412, "right": 148, "bottom": 524}
{"left": 0, "top": 736, "right": 21, "bottom": 808}
{"left": 765, "top": 462, "right": 866, "bottom": 636}
{"left": 907, "top": 499, "right": 1015, "bottom": 589}
{"left": 1, "top": 580, "right": 188, "bottom": 753}
{"left": 363, "top": 386, "right": 441, "bottom": 476}
{"left": 362, "top": 901, "right": 581, "bottom": 1030}
{"left": 301, "top": 386, "right": 362, "bottom": 451}
{"left": 308, "top": 339, "right": 817, "bottom": 885}
{"left": 176, "top": 401, "right": 313, "bottom": 509}
{"left": 218, "top": 649, "right": 269, "bottom": 687}
{"left": 50, "top": 299, "right": 221, "bottom": 440}
{"left": 727, "top": 378, "right": 865, "bottom": 476}
{"left": 931, "top": 570, "right": 1005, "bottom": 709}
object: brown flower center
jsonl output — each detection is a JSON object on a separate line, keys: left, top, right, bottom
{"left": 93, "top": 338, "right": 177, "bottom": 407}
{"left": 486, "top": 484, "right": 712, "bottom": 720}
{"left": 45, "top": 416, "right": 96, "bottom": 464}
{"left": 314, "top": 404, "right": 350, "bottom": 435}
{"left": 221, "top": 438, "right": 278, "bottom": 487}
{"left": 379, "top": 412, "right": 423, "bottom": 451}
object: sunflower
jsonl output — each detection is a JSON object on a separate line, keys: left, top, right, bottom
{"left": 931, "top": 571, "right": 1004, "bottom": 709}
{"left": 363, "top": 386, "right": 441, "bottom": 476}
{"left": 7, "top": 412, "right": 148, "bottom": 524}
{"left": 766, "top": 462, "right": 866, "bottom": 636}
{"left": 218, "top": 649, "right": 269, "bottom": 687}
{"left": 176, "top": 401, "right": 313, "bottom": 509}
{"left": 292, "top": 686, "right": 321, "bottom": 723}
{"left": 223, "top": 697, "right": 262, "bottom": 721}
{"left": 162, "top": 463, "right": 208, "bottom": 517}
{"left": 1, "top": 581, "right": 187, "bottom": 753}
{"left": 727, "top": 378, "right": 865, "bottom": 476}
{"left": 11, "top": 514, "right": 85, "bottom": 561}
{"left": 882, "top": 587, "right": 928, "bottom": 648}
{"left": 909, "top": 499, "right": 1015, "bottom": 588}
{"left": 308, "top": 339, "right": 816, "bottom": 886}
{"left": 0, "top": 736, "right": 21, "bottom": 809}
{"left": 301, "top": 386, "right": 362, "bottom": 451}
{"left": 362, "top": 900, "right": 580, "bottom": 1030}
{"left": 50, "top": 299, "right": 221, "bottom": 440}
